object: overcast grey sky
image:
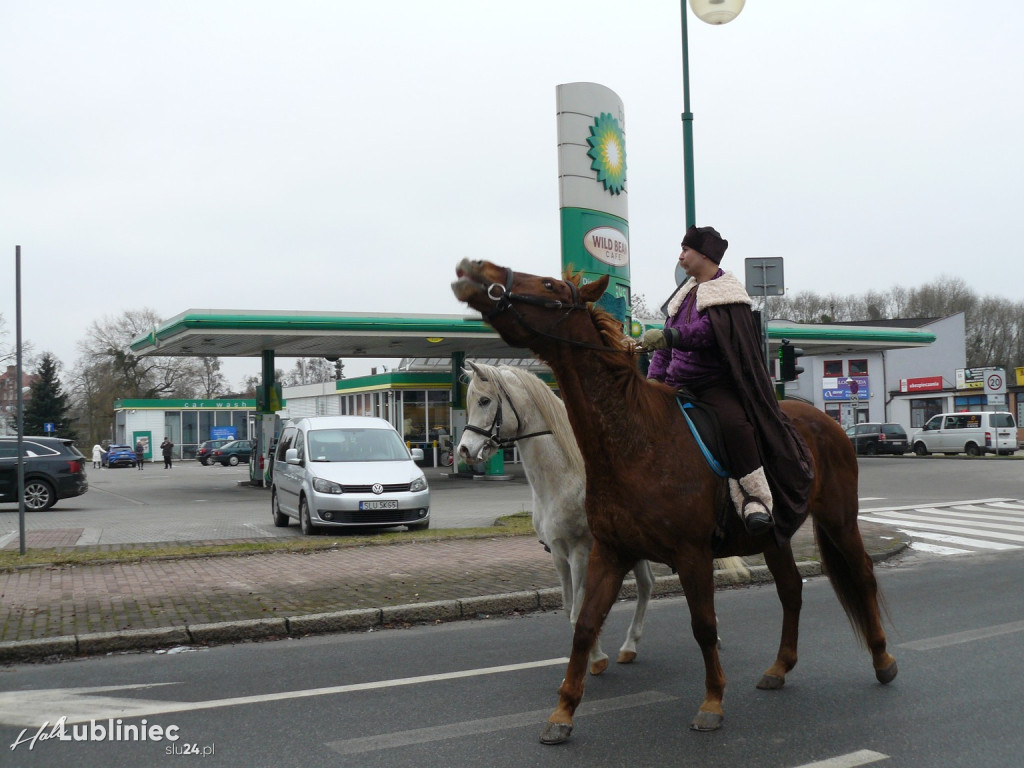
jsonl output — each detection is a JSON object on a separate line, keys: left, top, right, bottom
{"left": 3, "top": 1, "right": 1021, "bottom": 385}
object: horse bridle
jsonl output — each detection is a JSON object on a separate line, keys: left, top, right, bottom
{"left": 480, "top": 267, "right": 622, "bottom": 353}
{"left": 462, "top": 371, "right": 552, "bottom": 450}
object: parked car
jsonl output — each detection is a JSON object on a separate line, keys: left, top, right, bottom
{"left": 844, "top": 423, "right": 909, "bottom": 456}
{"left": 104, "top": 443, "right": 137, "bottom": 468}
{"left": 196, "top": 439, "right": 233, "bottom": 465}
{"left": 271, "top": 416, "right": 429, "bottom": 534}
{"left": 911, "top": 411, "right": 1017, "bottom": 456}
{"left": 0, "top": 436, "right": 89, "bottom": 511}
{"left": 209, "top": 439, "right": 253, "bottom": 466}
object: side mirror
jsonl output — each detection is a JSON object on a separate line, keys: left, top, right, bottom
{"left": 285, "top": 448, "right": 300, "bottom": 465}
{"left": 410, "top": 448, "right": 424, "bottom": 461}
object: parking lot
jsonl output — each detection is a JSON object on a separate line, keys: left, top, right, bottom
{"left": 0, "top": 459, "right": 533, "bottom": 548}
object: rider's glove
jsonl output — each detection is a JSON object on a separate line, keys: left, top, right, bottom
{"left": 640, "top": 329, "right": 670, "bottom": 352}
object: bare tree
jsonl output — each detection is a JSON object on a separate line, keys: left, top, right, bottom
{"left": 197, "top": 356, "right": 227, "bottom": 398}
{"left": 282, "top": 358, "right": 336, "bottom": 386}
{"left": 76, "top": 309, "right": 207, "bottom": 398}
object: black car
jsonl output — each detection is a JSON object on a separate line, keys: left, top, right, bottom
{"left": 0, "top": 436, "right": 90, "bottom": 511}
{"left": 208, "top": 439, "right": 253, "bottom": 466}
{"left": 845, "top": 423, "right": 909, "bottom": 456}
{"left": 196, "top": 439, "right": 233, "bottom": 465}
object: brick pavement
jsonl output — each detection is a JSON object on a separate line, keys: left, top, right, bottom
{"left": 0, "top": 521, "right": 904, "bottom": 662}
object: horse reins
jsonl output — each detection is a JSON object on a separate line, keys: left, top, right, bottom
{"left": 462, "top": 372, "right": 552, "bottom": 449}
{"left": 482, "top": 267, "right": 630, "bottom": 354}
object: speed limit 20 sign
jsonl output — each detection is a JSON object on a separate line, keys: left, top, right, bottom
{"left": 984, "top": 371, "right": 1006, "bottom": 395}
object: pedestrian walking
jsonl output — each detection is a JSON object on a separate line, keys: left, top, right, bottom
{"left": 134, "top": 439, "right": 145, "bottom": 470}
{"left": 160, "top": 437, "right": 174, "bottom": 469}
{"left": 91, "top": 443, "right": 104, "bottom": 469}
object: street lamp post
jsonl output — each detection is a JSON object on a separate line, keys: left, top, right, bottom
{"left": 680, "top": 0, "right": 746, "bottom": 228}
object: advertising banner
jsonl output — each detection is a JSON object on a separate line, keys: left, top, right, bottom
{"left": 822, "top": 377, "right": 870, "bottom": 401}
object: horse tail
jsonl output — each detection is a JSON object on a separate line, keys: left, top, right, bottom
{"left": 812, "top": 522, "right": 887, "bottom": 647}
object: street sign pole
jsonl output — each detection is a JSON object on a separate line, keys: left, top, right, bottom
{"left": 744, "top": 257, "right": 785, "bottom": 374}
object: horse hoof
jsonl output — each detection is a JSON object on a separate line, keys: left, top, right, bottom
{"left": 756, "top": 674, "right": 785, "bottom": 690}
{"left": 589, "top": 657, "right": 610, "bottom": 676}
{"left": 616, "top": 650, "right": 637, "bottom": 664}
{"left": 875, "top": 659, "right": 898, "bottom": 684}
{"left": 690, "top": 710, "right": 724, "bottom": 732}
{"left": 540, "top": 722, "right": 573, "bottom": 745}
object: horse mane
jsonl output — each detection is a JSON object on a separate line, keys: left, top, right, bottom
{"left": 562, "top": 270, "right": 678, "bottom": 435}
{"left": 468, "top": 363, "right": 585, "bottom": 477}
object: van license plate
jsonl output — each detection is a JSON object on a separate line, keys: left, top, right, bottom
{"left": 360, "top": 500, "right": 398, "bottom": 510}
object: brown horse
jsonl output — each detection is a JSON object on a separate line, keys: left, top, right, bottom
{"left": 452, "top": 259, "right": 897, "bottom": 745}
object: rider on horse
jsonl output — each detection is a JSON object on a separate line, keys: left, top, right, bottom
{"left": 641, "top": 225, "right": 814, "bottom": 540}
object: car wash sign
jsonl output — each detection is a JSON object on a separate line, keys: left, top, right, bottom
{"left": 556, "top": 82, "right": 631, "bottom": 326}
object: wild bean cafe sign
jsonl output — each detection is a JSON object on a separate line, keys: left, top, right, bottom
{"left": 584, "top": 226, "right": 629, "bottom": 267}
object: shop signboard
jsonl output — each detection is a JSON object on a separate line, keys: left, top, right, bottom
{"left": 822, "top": 376, "right": 870, "bottom": 401}
{"left": 900, "top": 375, "right": 943, "bottom": 393}
{"left": 955, "top": 367, "right": 998, "bottom": 390}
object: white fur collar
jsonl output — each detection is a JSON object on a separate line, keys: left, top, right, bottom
{"left": 666, "top": 271, "right": 751, "bottom": 317}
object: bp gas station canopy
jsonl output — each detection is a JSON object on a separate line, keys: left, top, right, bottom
{"left": 129, "top": 308, "right": 937, "bottom": 364}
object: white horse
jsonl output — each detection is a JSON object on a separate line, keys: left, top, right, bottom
{"left": 457, "top": 361, "right": 653, "bottom": 675}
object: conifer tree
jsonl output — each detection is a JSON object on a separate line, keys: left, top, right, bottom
{"left": 22, "top": 353, "right": 78, "bottom": 440}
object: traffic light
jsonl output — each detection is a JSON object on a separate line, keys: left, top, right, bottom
{"left": 779, "top": 339, "right": 804, "bottom": 381}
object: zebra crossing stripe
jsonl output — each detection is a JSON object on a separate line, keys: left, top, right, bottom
{"left": 989, "top": 501, "right": 1024, "bottom": 511}
{"left": 860, "top": 511, "right": 1024, "bottom": 541}
{"left": 889, "top": 527, "right": 1020, "bottom": 551}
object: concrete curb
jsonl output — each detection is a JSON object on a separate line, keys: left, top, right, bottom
{"left": 0, "top": 554, "right": 893, "bottom": 666}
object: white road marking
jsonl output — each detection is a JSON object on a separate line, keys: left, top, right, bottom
{"left": 858, "top": 515, "right": 1024, "bottom": 543}
{"left": 898, "top": 620, "right": 1024, "bottom": 651}
{"left": 326, "top": 690, "right": 676, "bottom": 755}
{"left": 859, "top": 498, "right": 1010, "bottom": 513}
{"left": 0, "top": 658, "right": 570, "bottom": 727}
{"left": 909, "top": 541, "right": 971, "bottom": 555}
{"left": 892, "top": 528, "right": 1019, "bottom": 551}
{"left": 792, "top": 750, "right": 888, "bottom": 767}
{"left": 989, "top": 501, "right": 1024, "bottom": 511}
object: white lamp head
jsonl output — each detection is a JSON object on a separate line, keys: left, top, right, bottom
{"left": 688, "top": 0, "right": 745, "bottom": 25}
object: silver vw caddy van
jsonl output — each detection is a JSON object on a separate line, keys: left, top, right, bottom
{"left": 271, "top": 416, "right": 430, "bottom": 534}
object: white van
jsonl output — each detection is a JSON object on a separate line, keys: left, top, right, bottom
{"left": 911, "top": 411, "right": 1017, "bottom": 457}
{"left": 271, "top": 416, "right": 430, "bottom": 534}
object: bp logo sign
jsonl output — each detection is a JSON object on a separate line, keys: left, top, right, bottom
{"left": 586, "top": 113, "right": 627, "bottom": 195}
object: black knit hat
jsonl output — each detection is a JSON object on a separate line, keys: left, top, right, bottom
{"left": 682, "top": 225, "right": 728, "bottom": 264}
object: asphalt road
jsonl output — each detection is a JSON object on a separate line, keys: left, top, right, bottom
{"left": 1, "top": 455, "right": 1021, "bottom": 547}
{"left": 2, "top": 549, "right": 1021, "bottom": 767}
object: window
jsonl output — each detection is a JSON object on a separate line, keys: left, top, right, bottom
{"left": 849, "top": 359, "right": 868, "bottom": 375}
{"left": 910, "top": 398, "right": 943, "bottom": 429}
{"left": 823, "top": 360, "right": 843, "bottom": 377}
{"left": 276, "top": 429, "right": 295, "bottom": 461}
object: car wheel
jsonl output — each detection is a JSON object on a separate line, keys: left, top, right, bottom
{"left": 24, "top": 480, "right": 56, "bottom": 511}
{"left": 228, "top": 455, "right": 239, "bottom": 466}
{"left": 965, "top": 443, "right": 981, "bottom": 457}
{"left": 913, "top": 442, "right": 929, "bottom": 456}
{"left": 271, "top": 489, "right": 289, "bottom": 527}
{"left": 864, "top": 442, "right": 877, "bottom": 456}
{"left": 300, "top": 497, "right": 318, "bottom": 535}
